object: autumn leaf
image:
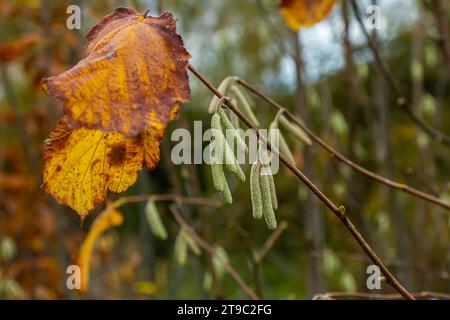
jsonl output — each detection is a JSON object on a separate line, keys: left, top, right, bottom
{"left": 0, "top": 34, "right": 40, "bottom": 63}
{"left": 42, "top": 115, "right": 168, "bottom": 217}
{"left": 77, "top": 206, "right": 124, "bottom": 292}
{"left": 42, "top": 7, "right": 191, "bottom": 137}
{"left": 278, "top": 0, "right": 338, "bottom": 31}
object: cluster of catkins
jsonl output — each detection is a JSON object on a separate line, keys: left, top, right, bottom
{"left": 208, "top": 77, "right": 312, "bottom": 230}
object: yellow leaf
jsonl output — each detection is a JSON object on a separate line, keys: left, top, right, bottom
{"left": 77, "top": 206, "right": 124, "bottom": 293}
{"left": 43, "top": 116, "right": 165, "bottom": 217}
{"left": 278, "top": 0, "right": 338, "bottom": 31}
{"left": 42, "top": 8, "right": 190, "bottom": 137}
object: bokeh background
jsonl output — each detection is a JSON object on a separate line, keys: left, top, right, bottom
{"left": 0, "top": 0, "right": 449, "bottom": 299}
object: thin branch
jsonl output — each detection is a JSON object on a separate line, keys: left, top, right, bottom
{"left": 254, "top": 221, "right": 288, "bottom": 264}
{"left": 313, "top": 291, "right": 450, "bottom": 300}
{"left": 234, "top": 78, "right": 450, "bottom": 211}
{"left": 431, "top": 0, "right": 450, "bottom": 75}
{"left": 226, "top": 219, "right": 265, "bottom": 297}
{"left": 350, "top": 0, "right": 450, "bottom": 147}
{"left": 168, "top": 205, "right": 259, "bottom": 300}
{"left": 188, "top": 64, "right": 415, "bottom": 300}
{"left": 112, "top": 193, "right": 221, "bottom": 209}
{"left": 309, "top": 250, "right": 450, "bottom": 281}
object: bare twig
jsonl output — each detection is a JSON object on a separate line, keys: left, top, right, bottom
{"left": 309, "top": 250, "right": 450, "bottom": 281}
{"left": 254, "top": 221, "right": 288, "bottom": 264}
{"left": 233, "top": 78, "right": 450, "bottom": 211}
{"left": 168, "top": 205, "right": 259, "bottom": 300}
{"left": 313, "top": 291, "right": 450, "bottom": 300}
{"left": 112, "top": 193, "right": 221, "bottom": 209}
{"left": 431, "top": 0, "right": 450, "bottom": 75}
{"left": 188, "top": 64, "right": 415, "bottom": 300}
{"left": 350, "top": 0, "right": 450, "bottom": 146}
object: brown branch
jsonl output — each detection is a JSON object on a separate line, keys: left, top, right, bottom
{"left": 313, "top": 291, "right": 450, "bottom": 300}
{"left": 112, "top": 193, "right": 221, "bottom": 209}
{"left": 188, "top": 64, "right": 415, "bottom": 300}
{"left": 431, "top": 0, "right": 450, "bottom": 75}
{"left": 350, "top": 0, "right": 450, "bottom": 147}
{"left": 227, "top": 219, "right": 263, "bottom": 297}
{"left": 168, "top": 204, "right": 259, "bottom": 300}
{"left": 234, "top": 78, "right": 450, "bottom": 211}
{"left": 254, "top": 221, "right": 288, "bottom": 264}
{"left": 309, "top": 250, "right": 450, "bottom": 281}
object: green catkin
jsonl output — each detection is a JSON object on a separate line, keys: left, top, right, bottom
{"left": 182, "top": 231, "right": 201, "bottom": 255}
{"left": 214, "top": 111, "right": 245, "bottom": 182}
{"left": 223, "top": 140, "right": 246, "bottom": 182}
{"left": 210, "top": 113, "right": 225, "bottom": 191}
{"left": 269, "top": 121, "right": 295, "bottom": 165}
{"left": 144, "top": 201, "right": 168, "bottom": 240}
{"left": 220, "top": 183, "right": 233, "bottom": 204}
{"left": 279, "top": 114, "right": 312, "bottom": 145}
{"left": 211, "top": 112, "right": 222, "bottom": 132}
{"left": 250, "top": 162, "right": 263, "bottom": 220}
{"left": 211, "top": 145, "right": 233, "bottom": 204}
{"left": 174, "top": 230, "right": 188, "bottom": 265}
{"left": 268, "top": 172, "right": 278, "bottom": 210}
{"left": 229, "top": 108, "right": 240, "bottom": 130}
{"left": 211, "top": 113, "right": 224, "bottom": 166}
{"left": 211, "top": 113, "right": 233, "bottom": 203}
{"left": 211, "top": 163, "right": 226, "bottom": 192}
{"left": 279, "top": 132, "right": 296, "bottom": 165}
{"left": 210, "top": 134, "right": 226, "bottom": 193}
{"left": 260, "top": 172, "right": 277, "bottom": 230}
{"left": 212, "top": 246, "right": 229, "bottom": 280}
{"left": 230, "top": 85, "right": 260, "bottom": 127}
{"left": 229, "top": 106, "right": 246, "bottom": 145}
{"left": 208, "top": 77, "right": 233, "bottom": 113}
{"left": 219, "top": 109, "right": 247, "bottom": 154}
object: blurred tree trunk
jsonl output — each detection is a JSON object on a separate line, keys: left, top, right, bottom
{"left": 370, "top": 1, "right": 414, "bottom": 288}
{"left": 431, "top": 0, "right": 450, "bottom": 74}
{"left": 341, "top": 1, "right": 382, "bottom": 285}
{"left": 292, "top": 31, "right": 326, "bottom": 296}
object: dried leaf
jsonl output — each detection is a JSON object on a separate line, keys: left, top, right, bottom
{"left": 43, "top": 116, "right": 165, "bottom": 217}
{"left": 42, "top": 8, "right": 190, "bottom": 137}
{"left": 278, "top": 0, "right": 338, "bottom": 31}
{"left": 77, "top": 206, "right": 124, "bottom": 292}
